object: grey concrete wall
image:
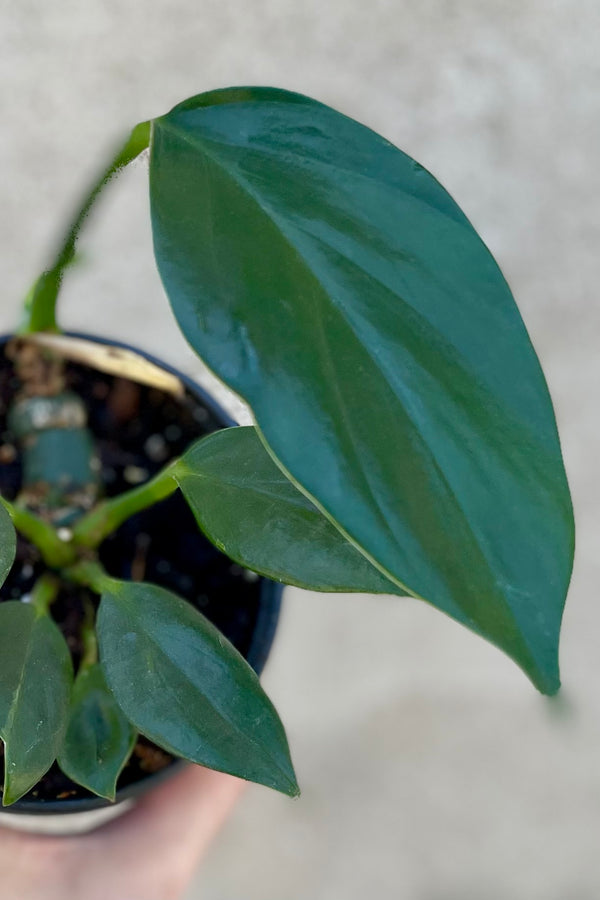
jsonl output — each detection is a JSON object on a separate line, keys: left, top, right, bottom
{"left": 0, "top": 1, "right": 598, "bottom": 897}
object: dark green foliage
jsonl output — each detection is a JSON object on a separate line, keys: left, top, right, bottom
{"left": 177, "top": 426, "right": 403, "bottom": 594}
{"left": 58, "top": 663, "right": 137, "bottom": 801}
{"left": 149, "top": 87, "right": 574, "bottom": 693}
{"left": 0, "top": 504, "right": 16, "bottom": 590}
{"left": 0, "top": 603, "right": 73, "bottom": 805}
{"left": 97, "top": 579, "right": 299, "bottom": 797}
{"left": 0, "top": 85, "right": 575, "bottom": 808}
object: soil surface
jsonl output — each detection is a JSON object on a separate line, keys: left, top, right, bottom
{"left": 0, "top": 341, "right": 266, "bottom": 805}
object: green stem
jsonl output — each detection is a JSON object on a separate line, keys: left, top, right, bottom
{"left": 0, "top": 496, "right": 77, "bottom": 568}
{"left": 19, "top": 119, "right": 152, "bottom": 335}
{"left": 73, "top": 458, "right": 181, "bottom": 549}
{"left": 31, "top": 573, "right": 60, "bottom": 616}
{"left": 66, "top": 559, "right": 117, "bottom": 595}
{"left": 80, "top": 598, "right": 99, "bottom": 669}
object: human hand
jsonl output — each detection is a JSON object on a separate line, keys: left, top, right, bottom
{"left": 0, "top": 765, "right": 244, "bottom": 900}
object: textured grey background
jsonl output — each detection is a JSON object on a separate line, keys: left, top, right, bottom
{"left": 0, "top": 1, "right": 598, "bottom": 897}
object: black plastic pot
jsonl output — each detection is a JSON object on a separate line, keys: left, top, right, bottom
{"left": 0, "top": 333, "right": 283, "bottom": 822}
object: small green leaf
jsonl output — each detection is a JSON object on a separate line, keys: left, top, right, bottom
{"left": 177, "top": 426, "right": 400, "bottom": 594}
{"left": 58, "top": 663, "right": 137, "bottom": 801}
{"left": 149, "top": 86, "right": 574, "bottom": 693}
{"left": 0, "top": 502, "right": 16, "bottom": 589}
{"left": 0, "top": 602, "right": 73, "bottom": 805}
{"left": 97, "top": 580, "right": 299, "bottom": 797}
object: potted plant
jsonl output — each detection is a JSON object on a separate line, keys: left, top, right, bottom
{"left": 0, "top": 86, "right": 574, "bottom": 818}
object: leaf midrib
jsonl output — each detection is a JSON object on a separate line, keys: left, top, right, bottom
{"left": 178, "top": 464, "right": 314, "bottom": 512}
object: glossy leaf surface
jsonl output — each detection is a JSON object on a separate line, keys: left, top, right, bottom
{"left": 0, "top": 603, "right": 73, "bottom": 805}
{"left": 150, "top": 86, "right": 573, "bottom": 693}
{"left": 97, "top": 580, "right": 298, "bottom": 796}
{"left": 58, "top": 663, "right": 137, "bottom": 801}
{"left": 177, "top": 426, "right": 400, "bottom": 593}
{"left": 0, "top": 504, "right": 16, "bottom": 589}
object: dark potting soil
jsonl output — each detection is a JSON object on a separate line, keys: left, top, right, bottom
{"left": 0, "top": 341, "right": 266, "bottom": 805}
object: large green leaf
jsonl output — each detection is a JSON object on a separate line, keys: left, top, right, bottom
{"left": 0, "top": 503, "right": 16, "bottom": 589}
{"left": 149, "top": 86, "right": 574, "bottom": 694}
{"left": 58, "top": 663, "right": 137, "bottom": 801}
{"left": 0, "top": 602, "right": 73, "bottom": 805}
{"left": 177, "top": 426, "right": 401, "bottom": 594}
{"left": 97, "top": 580, "right": 298, "bottom": 796}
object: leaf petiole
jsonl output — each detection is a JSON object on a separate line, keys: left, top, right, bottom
{"left": 18, "top": 120, "right": 151, "bottom": 335}
{"left": 72, "top": 458, "right": 182, "bottom": 549}
{"left": 65, "top": 559, "right": 117, "bottom": 595}
{"left": 30, "top": 573, "right": 60, "bottom": 616}
{"left": 79, "top": 598, "right": 99, "bottom": 670}
{"left": 0, "top": 495, "right": 77, "bottom": 568}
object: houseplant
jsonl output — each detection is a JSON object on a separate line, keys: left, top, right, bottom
{"left": 0, "top": 85, "right": 574, "bottom": 811}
